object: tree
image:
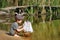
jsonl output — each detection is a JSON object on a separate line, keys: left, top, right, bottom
{"left": 41, "top": 0, "right": 46, "bottom": 23}
{"left": 0, "top": 0, "right": 8, "bottom": 8}
{"left": 13, "top": 0, "right": 18, "bottom": 6}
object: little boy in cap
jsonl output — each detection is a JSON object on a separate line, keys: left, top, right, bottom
{"left": 9, "top": 14, "right": 24, "bottom": 37}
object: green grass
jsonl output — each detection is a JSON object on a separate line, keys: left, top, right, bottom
{"left": 0, "top": 23, "right": 11, "bottom": 31}
{"left": 0, "top": 20, "right": 60, "bottom": 40}
{"left": 31, "top": 20, "right": 60, "bottom": 40}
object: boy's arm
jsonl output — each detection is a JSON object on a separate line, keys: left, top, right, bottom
{"left": 12, "top": 23, "right": 23, "bottom": 32}
{"left": 18, "top": 26, "right": 23, "bottom": 29}
{"left": 14, "top": 28, "right": 24, "bottom": 33}
{"left": 17, "top": 28, "right": 24, "bottom": 32}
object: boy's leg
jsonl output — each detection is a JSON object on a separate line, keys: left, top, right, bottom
{"left": 14, "top": 30, "right": 20, "bottom": 37}
{"left": 15, "top": 29, "right": 24, "bottom": 36}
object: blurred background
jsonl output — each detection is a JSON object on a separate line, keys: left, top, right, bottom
{"left": 0, "top": 0, "right": 60, "bottom": 40}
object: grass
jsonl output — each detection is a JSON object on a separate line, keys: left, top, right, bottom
{"left": 0, "top": 23, "right": 11, "bottom": 31}
{"left": 31, "top": 20, "right": 60, "bottom": 40}
{"left": 0, "top": 20, "right": 60, "bottom": 40}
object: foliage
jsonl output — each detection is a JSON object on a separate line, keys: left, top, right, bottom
{"left": 0, "top": 0, "right": 8, "bottom": 8}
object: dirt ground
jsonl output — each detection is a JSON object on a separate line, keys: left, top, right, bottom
{"left": 0, "top": 30, "right": 31, "bottom": 40}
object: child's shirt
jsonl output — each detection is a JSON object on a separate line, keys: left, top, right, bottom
{"left": 9, "top": 22, "right": 19, "bottom": 35}
{"left": 23, "top": 21, "right": 33, "bottom": 33}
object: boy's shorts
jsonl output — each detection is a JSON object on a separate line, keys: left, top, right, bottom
{"left": 8, "top": 33, "right": 14, "bottom": 36}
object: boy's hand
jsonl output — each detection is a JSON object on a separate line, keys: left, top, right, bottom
{"left": 17, "top": 28, "right": 24, "bottom": 32}
{"left": 18, "top": 26, "right": 23, "bottom": 29}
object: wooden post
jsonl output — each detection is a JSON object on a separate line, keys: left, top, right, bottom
{"left": 48, "top": 0, "right": 52, "bottom": 22}
{"left": 41, "top": 5, "right": 46, "bottom": 23}
{"left": 41, "top": 0, "right": 46, "bottom": 23}
{"left": 7, "top": 10, "right": 10, "bottom": 22}
{"left": 49, "top": 7, "right": 52, "bottom": 22}
{"left": 14, "top": 0, "right": 18, "bottom": 6}
{"left": 30, "top": 6, "right": 34, "bottom": 23}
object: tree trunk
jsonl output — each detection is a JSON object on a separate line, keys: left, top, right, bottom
{"left": 48, "top": 0, "right": 52, "bottom": 22}
{"left": 41, "top": 0, "right": 46, "bottom": 23}
{"left": 14, "top": 0, "right": 18, "bottom": 6}
{"left": 49, "top": 7, "right": 52, "bottom": 22}
{"left": 41, "top": 6, "right": 46, "bottom": 23}
{"left": 30, "top": 6, "right": 34, "bottom": 23}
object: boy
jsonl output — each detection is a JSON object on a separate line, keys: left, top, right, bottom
{"left": 9, "top": 14, "right": 24, "bottom": 37}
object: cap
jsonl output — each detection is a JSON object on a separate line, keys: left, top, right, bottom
{"left": 16, "top": 14, "right": 24, "bottom": 20}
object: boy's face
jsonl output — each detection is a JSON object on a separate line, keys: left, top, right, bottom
{"left": 17, "top": 20, "right": 23, "bottom": 24}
